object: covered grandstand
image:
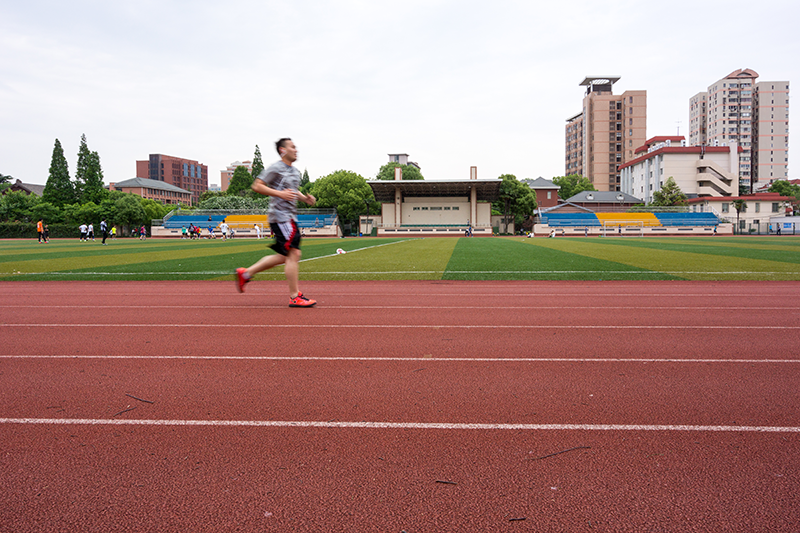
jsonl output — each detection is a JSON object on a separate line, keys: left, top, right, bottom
{"left": 151, "top": 208, "right": 340, "bottom": 238}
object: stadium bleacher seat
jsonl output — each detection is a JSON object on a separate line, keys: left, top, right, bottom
{"left": 654, "top": 213, "right": 719, "bottom": 226}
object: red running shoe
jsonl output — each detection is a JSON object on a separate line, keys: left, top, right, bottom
{"left": 289, "top": 292, "right": 316, "bottom": 307}
{"left": 235, "top": 268, "right": 250, "bottom": 293}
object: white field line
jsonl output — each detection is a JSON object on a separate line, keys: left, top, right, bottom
{"left": 2, "top": 323, "right": 799, "bottom": 330}
{"left": 3, "top": 355, "right": 799, "bottom": 364}
{"left": 1, "top": 417, "right": 798, "bottom": 433}
{"left": 6, "top": 270, "right": 800, "bottom": 275}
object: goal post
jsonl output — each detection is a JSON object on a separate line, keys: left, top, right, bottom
{"left": 601, "top": 220, "right": 643, "bottom": 237}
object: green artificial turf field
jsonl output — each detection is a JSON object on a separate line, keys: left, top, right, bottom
{"left": 2, "top": 236, "right": 800, "bottom": 281}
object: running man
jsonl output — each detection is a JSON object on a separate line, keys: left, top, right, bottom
{"left": 235, "top": 138, "right": 317, "bottom": 307}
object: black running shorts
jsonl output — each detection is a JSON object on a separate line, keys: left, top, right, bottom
{"left": 269, "top": 220, "right": 301, "bottom": 256}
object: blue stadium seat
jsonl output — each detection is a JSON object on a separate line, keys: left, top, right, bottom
{"left": 544, "top": 213, "right": 602, "bottom": 227}
{"left": 654, "top": 213, "right": 719, "bottom": 226}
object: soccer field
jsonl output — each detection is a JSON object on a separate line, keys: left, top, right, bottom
{"left": 2, "top": 236, "right": 800, "bottom": 281}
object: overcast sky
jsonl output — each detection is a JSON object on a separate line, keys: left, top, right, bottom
{"left": 2, "top": 0, "right": 798, "bottom": 188}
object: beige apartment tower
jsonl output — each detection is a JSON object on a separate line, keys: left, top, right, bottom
{"left": 565, "top": 77, "right": 647, "bottom": 192}
{"left": 688, "top": 68, "right": 789, "bottom": 191}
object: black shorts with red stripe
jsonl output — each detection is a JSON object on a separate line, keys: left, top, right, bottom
{"left": 269, "top": 220, "right": 301, "bottom": 256}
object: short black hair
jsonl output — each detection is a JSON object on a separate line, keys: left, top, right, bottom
{"left": 276, "top": 138, "right": 292, "bottom": 155}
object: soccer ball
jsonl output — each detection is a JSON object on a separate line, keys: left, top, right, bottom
{"left": 336, "top": 248, "right": 345, "bottom": 254}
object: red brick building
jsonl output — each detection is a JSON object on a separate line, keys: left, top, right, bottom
{"left": 110, "top": 177, "right": 192, "bottom": 205}
{"left": 136, "top": 154, "right": 208, "bottom": 205}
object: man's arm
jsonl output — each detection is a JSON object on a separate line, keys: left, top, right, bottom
{"left": 251, "top": 179, "right": 296, "bottom": 201}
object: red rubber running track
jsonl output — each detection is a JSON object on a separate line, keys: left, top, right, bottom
{"left": 1, "top": 280, "right": 799, "bottom": 532}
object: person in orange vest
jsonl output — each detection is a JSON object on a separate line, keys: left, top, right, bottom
{"left": 37, "top": 219, "right": 44, "bottom": 243}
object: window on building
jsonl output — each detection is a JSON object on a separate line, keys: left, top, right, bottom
{"left": 722, "top": 203, "right": 729, "bottom": 213}
{"left": 547, "top": 191, "right": 552, "bottom": 199}
{"left": 772, "top": 203, "right": 780, "bottom": 213}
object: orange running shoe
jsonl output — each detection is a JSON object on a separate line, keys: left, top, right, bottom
{"left": 289, "top": 292, "right": 316, "bottom": 307}
{"left": 235, "top": 268, "right": 250, "bottom": 293}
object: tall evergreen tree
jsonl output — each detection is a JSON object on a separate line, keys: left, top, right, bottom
{"left": 75, "top": 134, "right": 91, "bottom": 201}
{"left": 251, "top": 145, "right": 265, "bottom": 180}
{"left": 42, "top": 139, "right": 76, "bottom": 207}
{"left": 82, "top": 151, "right": 106, "bottom": 204}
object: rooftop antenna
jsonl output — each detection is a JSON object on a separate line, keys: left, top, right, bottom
{"left": 676, "top": 121, "right": 682, "bottom": 136}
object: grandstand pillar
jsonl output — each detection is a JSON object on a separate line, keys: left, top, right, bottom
{"left": 395, "top": 187, "right": 402, "bottom": 226}
{"left": 470, "top": 186, "right": 477, "bottom": 224}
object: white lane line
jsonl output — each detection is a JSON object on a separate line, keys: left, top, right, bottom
{"left": 3, "top": 355, "right": 799, "bottom": 364}
{"left": 2, "top": 324, "right": 799, "bottom": 330}
{"left": 2, "top": 293, "right": 797, "bottom": 299}
{"left": 1, "top": 418, "right": 797, "bottom": 433}
{"left": 3, "top": 305, "right": 798, "bottom": 311}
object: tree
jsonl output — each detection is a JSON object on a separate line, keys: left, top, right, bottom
{"left": 82, "top": 151, "right": 107, "bottom": 204}
{"left": 199, "top": 190, "right": 226, "bottom": 204}
{"left": 251, "top": 145, "right": 265, "bottom": 181}
{"left": 651, "top": 177, "right": 688, "bottom": 207}
{"left": 768, "top": 180, "right": 800, "bottom": 214}
{"left": 42, "top": 139, "right": 76, "bottom": 207}
{"left": 0, "top": 173, "right": 11, "bottom": 192}
{"left": 732, "top": 198, "right": 746, "bottom": 233}
{"left": 300, "top": 169, "right": 313, "bottom": 195}
{"left": 74, "top": 134, "right": 91, "bottom": 201}
{"left": 310, "top": 170, "right": 374, "bottom": 226}
{"left": 492, "top": 174, "right": 537, "bottom": 233}
{"left": 30, "top": 201, "right": 63, "bottom": 224}
{"left": 0, "top": 190, "right": 39, "bottom": 222}
{"left": 198, "top": 194, "right": 269, "bottom": 210}
{"left": 376, "top": 162, "right": 424, "bottom": 181}
{"left": 114, "top": 194, "right": 147, "bottom": 229}
{"left": 552, "top": 174, "right": 595, "bottom": 201}
{"left": 227, "top": 165, "right": 252, "bottom": 196}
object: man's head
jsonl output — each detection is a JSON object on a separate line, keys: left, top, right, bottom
{"left": 276, "top": 138, "right": 298, "bottom": 163}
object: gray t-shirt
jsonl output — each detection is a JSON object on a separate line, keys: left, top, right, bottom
{"left": 257, "top": 161, "right": 301, "bottom": 222}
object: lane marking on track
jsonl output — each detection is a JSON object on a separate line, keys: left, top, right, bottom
{"left": 3, "top": 292, "right": 798, "bottom": 298}
{"left": 2, "top": 323, "right": 800, "bottom": 330}
{"left": 3, "top": 305, "right": 798, "bottom": 311}
{"left": 1, "top": 418, "right": 798, "bottom": 433}
{"left": 3, "top": 355, "right": 800, "bottom": 364}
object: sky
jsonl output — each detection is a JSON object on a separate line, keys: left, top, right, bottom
{"left": 1, "top": 0, "right": 798, "bottom": 189}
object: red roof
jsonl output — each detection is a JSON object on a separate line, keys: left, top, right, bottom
{"left": 620, "top": 145, "right": 743, "bottom": 170}
{"left": 686, "top": 192, "right": 792, "bottom": 204}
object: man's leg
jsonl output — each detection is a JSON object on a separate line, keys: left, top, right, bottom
{"left": 284, "top": 248, "right": 302, "bottom": 297}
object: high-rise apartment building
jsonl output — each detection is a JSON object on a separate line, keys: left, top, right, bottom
{"left": 136, "top": 154, "right": 208, "bottom": 205}
{"left": 564, "top": 77, "right": 647, "bottom": 192}
{"left": 688, "top": 69, "right": 789, "bottom": 191}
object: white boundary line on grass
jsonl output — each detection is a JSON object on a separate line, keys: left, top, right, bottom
{"left": 1, "top": 417, "right": 798, "bottom": 433}
{"left": 6, "top": 270, "right": 800, "bottom": 276}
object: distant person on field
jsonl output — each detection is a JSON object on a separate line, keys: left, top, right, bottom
{"left": 255, "top": 224, "right": 261, "bottom": 239}
{"left": 111, "top": 226, "right": 117, "bottom": 239}
{"left": 37, "top": 219, "right": 44, "bottom": 243}
{"left": 235, "top": 137, "right": 317, "bottom": 307}
{"left": 181, "top": 226, "right": 187, "bottom": 239}
{"left": 140, "top": 225, "right": 146, "bottom": 241}
{"left": 88, "top": 223, "right": 95, "bottom": 241}
{"left": 79, "top": 223, "right": 88, "bottom": 241}
{"left": 43, "top": 224, "right": 49, "bottom": 243}
{"left": 101, "top": 219, "right": 108, "bottom": 245}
